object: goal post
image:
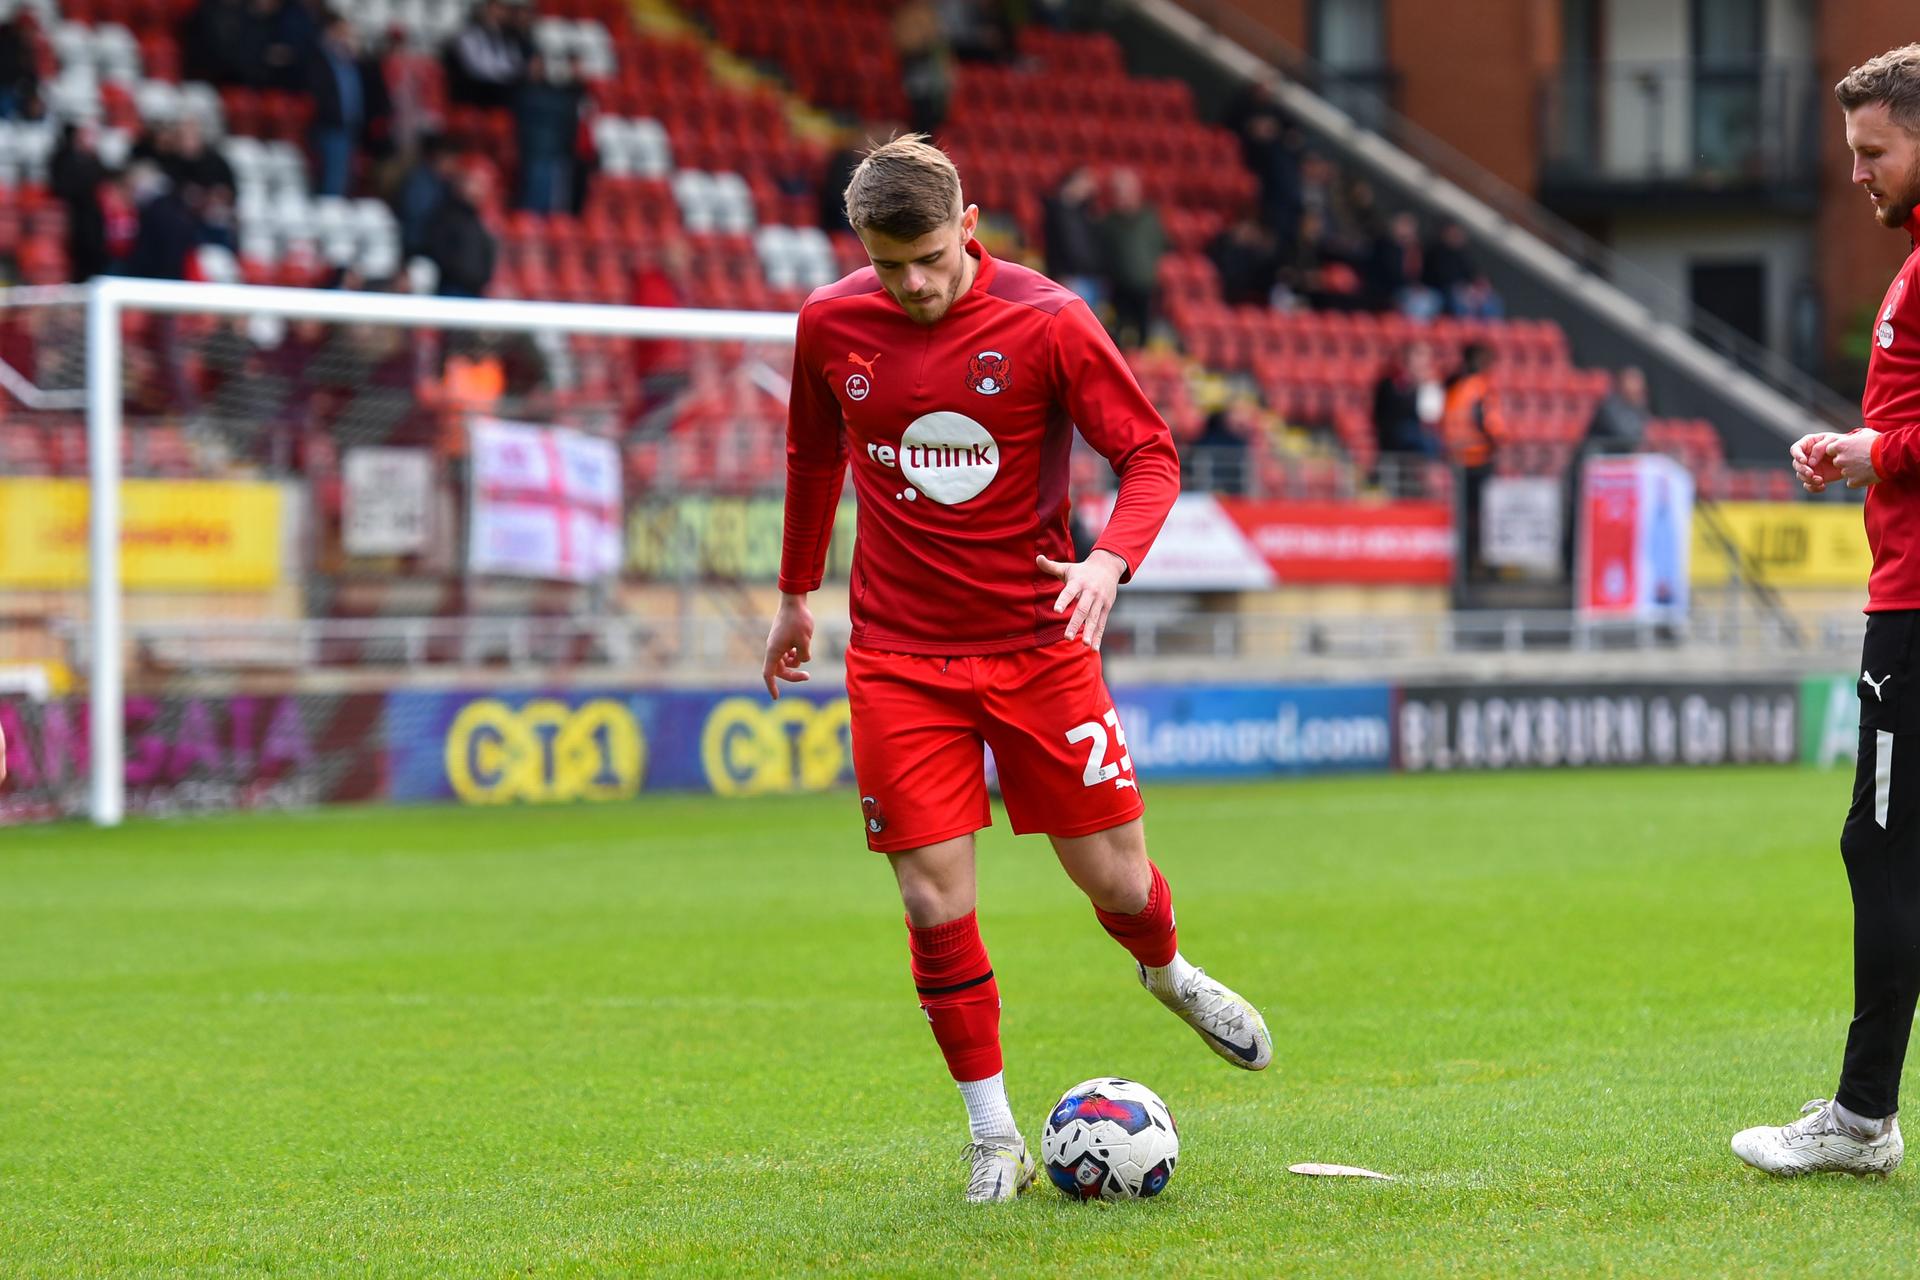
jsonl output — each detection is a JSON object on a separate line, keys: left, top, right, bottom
{"left": 78, "top": 277, "right": 798, "bottom": 827}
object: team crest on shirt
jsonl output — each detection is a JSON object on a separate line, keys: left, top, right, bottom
{"left": 967, "top": 350, "right": 1012, "bottom": 396}
{"left": 1881, "top": 280, "right": 1906, "bottom": 350}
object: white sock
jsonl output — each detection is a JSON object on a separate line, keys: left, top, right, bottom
{"left": 1142, "top": 951, "right": 1198, "bottom": 998}
{"left": 958, "top": 1072, "right": 1018, "bottom": 1142}
{"left": 1833, "top": 1100, "right": 1892, "bottom": 1138}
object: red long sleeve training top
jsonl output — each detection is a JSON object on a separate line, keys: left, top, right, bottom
{"left": 1862, "top": 211, "right": 1920, "bottom": 610}
{"left": 778, "top": 240, "right": 1181, "bottom": 654}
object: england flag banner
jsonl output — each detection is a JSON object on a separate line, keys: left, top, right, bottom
{"left": 468, "top": 418, "right": 623, "bottom": 583}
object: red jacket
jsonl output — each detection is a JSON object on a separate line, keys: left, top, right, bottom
{"left": 779, "top": 240, "right": 1180, "bottom": 654}
{"left": 1863, "top": 210, "right": 1920, "bottom": 610}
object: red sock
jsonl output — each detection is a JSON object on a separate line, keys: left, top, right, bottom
{"left": 906, "top": 910, "right": 1002, "bottom": 1082}
{"left": 1095, "top": 860, "right": 1179, "bottom": 968}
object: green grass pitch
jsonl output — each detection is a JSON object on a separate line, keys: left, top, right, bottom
{"left": 1, "top": 767, "right": 1909, "bottom": 1277}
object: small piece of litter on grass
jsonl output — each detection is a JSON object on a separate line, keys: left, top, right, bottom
{"left": 1288, "top": 1163, "right": 1394, "bottom": 1181}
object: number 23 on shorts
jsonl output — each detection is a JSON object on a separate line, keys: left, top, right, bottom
{"left": 1065, "top": 708, "right": 1136, "bottom": 791}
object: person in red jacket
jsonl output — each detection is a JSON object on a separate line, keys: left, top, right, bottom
{"left": 1738, "top": 43, "right": 1920, "bottom": 1177}
{"left": 762, "top": 135, "right": 1272, "bottom": 1203}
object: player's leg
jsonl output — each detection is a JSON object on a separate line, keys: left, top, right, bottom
{"left": 1050, "top": 818, "right": 1272, "bottom": 1071}
{"left": 978, "top": 640, "right": 1272, "bottom": 1071}
{"left": 1733, "top": 721, "right": 1911, "bottom": 1174}
{"left": 847, "top": 645, "right": 1031, "bottom": 1200}
{"left": 1736, "top": 622, "right": 1915, "bottom": 1174}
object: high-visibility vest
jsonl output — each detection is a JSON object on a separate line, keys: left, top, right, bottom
{"left": 1443, "top": 372, "right": 1505, "bottom": 468}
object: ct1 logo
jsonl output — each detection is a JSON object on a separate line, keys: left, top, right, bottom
{"left": 444, "top": 698, "right": 646, "bottom": 804}
{"left": 701, "top": 695, "right": 853, "bottom": 796}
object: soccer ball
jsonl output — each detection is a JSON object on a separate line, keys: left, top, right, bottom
{"left": 1040, "top": 1077, "right": 1179, "bottom": 1200}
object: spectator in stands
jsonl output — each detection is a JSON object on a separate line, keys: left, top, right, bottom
{"left": 0, "top": 16, "right": 37, "bottom": 120}
{"left": 1100, "top": 167, "right": 1166, "bottom": 348}
{"left": 125, "top": 162, "right": 202, "bottom": 281}
{"left": 49, "top": 123, "right": 110, "bottom": 281}
{"left": 1365, "top": 211, "right": 1442, "bottom": 320}
{"left": 513, "top": 54, "right": 583, "bottom": 214}
{"left": 306, "top": 14, "right": 373, "bottom": 196}
{"left": 448, "top": 0, "right": 526, "bottom": 109}
{"left": 382, "top": 38, "right": 436, "bottom": 162}
{"left": 1371, "top": 342, "right": 1445, "bottom": 484}
{"left": 819, "top": 127, "right": 865, "bottom": 235}
{"left": 101, "top": 169, "right": 140, "bottom": 273}
{"left": 1583, "top": 365, "right": 1652, "bottom": 455}
{"left": 425, "top": 166, "right": 495, "bottom": 297}
{"left": 165, "top": 118, "right": 237, "bottom": 201}
{"left": 938, "top": 0, "right": 1018, "bottom": 64}
{"left": 1208, "top": 214, "right": 1279, "bottom": 308}
{"left": 1295, "top": 152, "right": 1352, "bottom": 243}
{"left": 1424, "top": 220, "right": 1504, "bottom": 319}
{"left": 503, "top": 0, "right": 537, "bottom": 62}
{"left": 630, "top": 241, "right": 694, "bottom": 416}
{"left": 1443, "top": 342, "right": 1505, "bottom": 580}
{"left": 1560, "top": 365, "right": 1653, "bottom": 579}
{"left": 1224, "top": 79, "right": 1302, "bottom": 239}
{"left": 393, "top": 133, "right": 456, "bottom": 259}
{"left": 1043, "top": 167, "right": 1106, "bottom": 308}
{"left": 894, "top": 2, "right": 952, "bottom": 137}
{"left": 182, "top": 0, "right": 261, "bottom": 86}
{"left": 1184, "top": 399, "right": 1257, "bottom": 495}
{"left": 1277, "top": 208, "right": 1363, "bottom": 312}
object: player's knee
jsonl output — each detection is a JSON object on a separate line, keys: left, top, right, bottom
{"left": 1081, "top": 860, "right": 1150, "bottom": 915}
{"left": 895, "top": 869, "right": 973, "bottom": 927}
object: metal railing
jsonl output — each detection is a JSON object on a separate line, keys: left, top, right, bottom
{"left": 63, "top": 604, "right": 1867, "bottom": 687}
{"left": 1539, "top": 59, "right": 1821, "bottom": 189}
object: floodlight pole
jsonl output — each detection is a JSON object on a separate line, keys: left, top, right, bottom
{"left": 86, "top": 278, "right": 125, "bottom": 828}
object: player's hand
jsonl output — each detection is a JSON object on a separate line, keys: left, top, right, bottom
{"left": 1037, "top": 548, "right": 1127, "bottom": 650}
{"left": 762, "top": 594, "right": 814, "bottom": 699}
{"left": 1791, "top": 432, "right": 1844, "bottom": 493}
{"left": 1826, "top": 430, "right": 1882, "bottom": 489}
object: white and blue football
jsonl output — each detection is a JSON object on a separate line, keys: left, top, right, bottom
{"left": 1040, "top": 1077, "right": 1179, "bottom": 1200}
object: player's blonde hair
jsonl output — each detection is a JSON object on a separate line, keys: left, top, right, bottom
{"left": 1836, "top": 44, "right": 1920, "bottom": 133}
{"left": 843, "top": 134, "right": 963, "bottom": 241}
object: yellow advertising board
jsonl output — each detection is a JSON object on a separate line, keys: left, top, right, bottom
{"left": 1691, "top": 502, "right": 1872, "bottom": 588}
{"left": 0, "top": 478, "right": 283, "bottom": 589}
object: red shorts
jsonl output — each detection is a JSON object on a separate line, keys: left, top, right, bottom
{"left": 845, "top": 640, "right": 1145, "bottom": 853}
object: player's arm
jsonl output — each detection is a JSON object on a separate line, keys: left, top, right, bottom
{"left": 1036, "top": 300, "right": 1182, "bottom": 650}
{"left": 766, "top": 307, "right": 848, "bottom": 698}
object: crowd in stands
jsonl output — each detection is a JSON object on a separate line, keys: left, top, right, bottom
{"left": 0, "top": 0, "right": 1788, "bottom": 514}
{"left": 0, "top": 0, "right": 600, "bottom": 302}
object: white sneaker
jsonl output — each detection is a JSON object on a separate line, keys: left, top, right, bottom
{"left": 1139, "top": 962, "right": 1273, "bottom": 1071}
{"left": 1731, "top": 1099, "right": 1904, "bottom": 1176}
{"left": 963, "top": 1136, "right": 1035, "bottom": 1203}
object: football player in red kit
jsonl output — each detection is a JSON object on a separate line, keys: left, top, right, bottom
{"left": 762, "top": 136, "right": 1272, "bottom": 1202}
{"left": 1737, "top": 44, "right": 1920, "bottom": 1176}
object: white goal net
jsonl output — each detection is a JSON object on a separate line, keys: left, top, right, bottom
{"left": 1, "top": 279, "right": 816, "bottom": 825}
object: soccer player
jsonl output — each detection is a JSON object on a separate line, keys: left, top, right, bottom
{"left": 763, "top": 136, "right": 1272, "bottom": 1202}
{"left": 1734, "top": 45, "right": 1920, "bottom": 1176}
